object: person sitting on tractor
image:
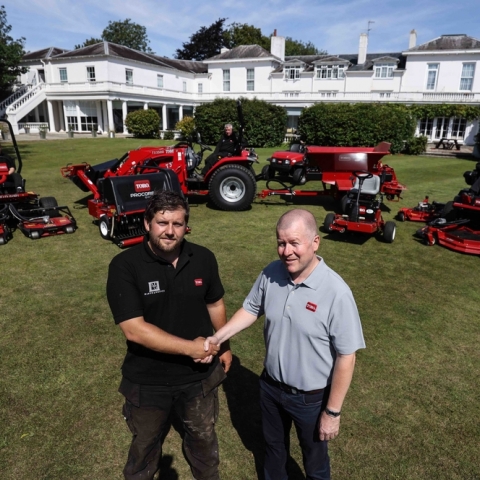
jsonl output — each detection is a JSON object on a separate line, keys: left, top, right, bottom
{"left": 201, "top": 124, "right": 242, "bottom": 175}
{"left": 0, "top": 144, "right": 23, "bottom": 192}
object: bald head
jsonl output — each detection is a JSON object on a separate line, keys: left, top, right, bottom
{"left": 276, "top": 209, "right": 318, "bottom": 239}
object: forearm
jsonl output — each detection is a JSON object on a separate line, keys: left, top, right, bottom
{"left": 119, "top": 317, "right": 213, "bottom": 358}
{"left": 8, "top": 167, "right": 15, "bottom": 175}
{"left": 207, "top": 299, "right": 230, "bottom": 350}
{"left": 212, "top": 307, "right": 257, "bottom": 344}
{"left": 326, "top": 353, "right": 356, "bottom": 411}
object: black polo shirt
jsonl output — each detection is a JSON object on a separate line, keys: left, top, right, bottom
{"left": 107, "top": 237, "right": 224, "bottom": 385}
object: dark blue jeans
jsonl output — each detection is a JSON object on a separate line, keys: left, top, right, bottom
{"left": 260, "top": 376, "right": 330, "bottom": 480}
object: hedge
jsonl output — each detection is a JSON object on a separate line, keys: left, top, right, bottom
{"left": 298, "top": 103, "right": 417, "bottom": 154}
{"left": 125, "top": 109, "right": 160, "bottom": 138}
{"left": 194, "top": 98, "right": 287, "bottom": 147}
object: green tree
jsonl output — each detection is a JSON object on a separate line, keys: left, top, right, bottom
{"left": 175, "top": 18, "right": 227, "bottom": 60}
{"left": 223, "top": 23, "right": 270, "bottom": 50}
{"left": 74, "top": 37, "right": 103, "bottom": 49}
{"left": 0, "top": 5, "right": 28, "bottom": 101}
{"left": 285, "top": 37, "right": 326, "bottom": 56}
{"left": 75, "top": 19, "right": 153, "bottom": 53}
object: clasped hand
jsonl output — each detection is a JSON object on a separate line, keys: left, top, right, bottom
{"left": 191, "top": 336, "right": 219, "bottom": 362}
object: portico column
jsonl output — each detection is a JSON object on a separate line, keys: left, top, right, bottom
{"left": 96, "top": 101, "right": 103, "bottom": 133}
{"left": 102, "top": 101, "right": 109, "bottom": 133}
{"left": 144, "top": 102, "right": 148, "bottom": 110}
{"left": 107, "top": 100, "right": 114, "bottom": 132}
{"left": 57, "top": 101, "right": 65, "bottom": 131}
{"left": 34, "top": 106, "right": 40, "bottom": 123}
{"left": 179, "top": 105, "right": 183, "bottom": 121}
{"left": 162, "top": 104, "right": 167, "bottom": 130}
{"left": 47, "top": 100, "right": 56, "bottom": 132}
{"left": 122, "top": 101, "right": 128, "bottom": 133}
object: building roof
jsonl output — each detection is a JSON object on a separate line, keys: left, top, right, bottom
{"left": 205, "top": 45, "right": 276, "bottom": 61}
{"left": 408, "top": 34, "right": 480, "bottom": 51}
{"left": 22, "top": 47, "right": 70, "bottom": 61}
{"left": 25, "top": 42, "right": 208, "bottom": 74}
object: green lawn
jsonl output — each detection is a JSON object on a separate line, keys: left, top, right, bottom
{"left": 1, "top": 138, "right": 479, "bottom": 479}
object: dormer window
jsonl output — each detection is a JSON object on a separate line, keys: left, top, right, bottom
{"left": 316, "top": 65, "right": 346, "bottom": 79}
{"left": 284, "top": 66, "right": 301, "bottom": 80}
{"left": 374, "top": 63, "right": 395, "bottom": 78}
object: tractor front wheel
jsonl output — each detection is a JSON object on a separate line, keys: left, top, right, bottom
{"left": 99, "top": 215, "right": 111, "bottom": 240}
{"left": 209, "top": 165, "right": 257, "bottom": 211}
{"left": 397, "top": 211, "right": 405, "bottom": 222}
{"left": 383, "top": 221, "right": 396, "bottom": 243}
{"left": 39, "top": 196, "right": 58, "bottom": 216}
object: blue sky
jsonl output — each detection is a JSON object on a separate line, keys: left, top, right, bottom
{"left": 3, "top": 0, "right": 479, "bottom": 58}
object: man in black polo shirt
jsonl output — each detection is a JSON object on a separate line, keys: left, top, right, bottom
{"left": 107, "top": 190, "right": 231, "bottom": 480}
{"left": 0, "top": 144, "right": 23, "bottom": 191}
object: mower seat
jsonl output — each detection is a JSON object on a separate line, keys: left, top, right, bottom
{"left": 350, "top": 175, "right": 381, "bottom": 196}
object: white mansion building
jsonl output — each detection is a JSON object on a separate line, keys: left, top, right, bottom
{"left": 1, "top": 30, "right": 479, "bottom": 144}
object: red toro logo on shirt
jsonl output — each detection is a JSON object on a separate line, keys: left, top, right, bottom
{"left": 194, "top": 279, "right": 203, "bottom": 286}
{"left": 306, "top": 302, "right": 317, "bottom": 312}
{"left": 134, "top": 180, "right": 151, "bottom": 192}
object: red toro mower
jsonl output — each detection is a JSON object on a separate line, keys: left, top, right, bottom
{"left": 322, "top": 171, "right": 396, "bottom": 243}
{"left": 397, "top": 197, "right": 453, "bottom": 223}
{"left": 0, "top": 119, "right": 77, "bottom": 245}
{"left": 415, "top": 162, "right": 480, "bottom": 255}
{"left": 259, "top": 141, "right": 406, "bottom": 205}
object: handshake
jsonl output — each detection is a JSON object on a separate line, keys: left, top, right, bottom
{"left": 192, "top": 335, "right": 220, "bottom": 364}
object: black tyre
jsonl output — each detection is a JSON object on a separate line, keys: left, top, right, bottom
{"left": 383, "top": 221, "right": 396, "bottom": 243}
{"left": 261, "top": 164, "right": 275, "bottom": 181}
{"left": 209, "top": 165, "right": 257, "bottom": 211}
{"left": 99, "top": 215, "right": 111, "bottom": 240}
{"left": 441, "top": 201, "right": 456, "bottom": 222}
{"left": 292, "top": 168, "right": 306, "bottom": 185}
{"left": 340, "top": 195, "right": 349, "bottom": 214}
{"left": 323, "top": 213, "right": 336, "bottom": 232}
{"left": 397, "top": 211, "right": 405, "bottom": 222}
{"left": 39, "top": 197, "right": 58, "bottom": 209}
{"left": 39, "top": 196, "right": 58, "bottom": 217}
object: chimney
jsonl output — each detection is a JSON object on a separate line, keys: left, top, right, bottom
{"left": 358, "top": 33, "right": 368, "bottom": 65}
{"left": 409, "top": 29, "right": 417, "bottom": 49}
{"left": 271, "top": 32, "right": 285, "bottom": 61}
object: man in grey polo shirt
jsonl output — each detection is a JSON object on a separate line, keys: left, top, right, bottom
{"left": 203, "top": 209, "right": 365, "bottom": 480}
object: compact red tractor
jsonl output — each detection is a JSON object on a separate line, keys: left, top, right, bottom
{"left": 322, "top": 171, "right": 396, "bottom": 243}
{"left": 0, "top": 119, "right": 77, "bottom": 245}
{"left": 259, "top": 141, "right": 406, "bottom": 205}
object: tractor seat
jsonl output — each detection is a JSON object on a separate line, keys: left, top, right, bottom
{"left": 350, "top": 175, "right": 381, "bottom": 196}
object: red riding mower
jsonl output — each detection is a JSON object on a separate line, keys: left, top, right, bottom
{"left": 0, "top": 119, "right": 77, "bottom": 245}
{"left": 415, "top": 163, "right": 480, "bottom": 255}
{"left": 397, "top": 196, "right": 453, "bottom": 223}
{"left": 323, "top": 170, "right": 396, "bottom": 243}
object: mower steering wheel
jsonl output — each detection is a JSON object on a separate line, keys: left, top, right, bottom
{"left": 353, "top": 170, "right": 373, "bottom": 180}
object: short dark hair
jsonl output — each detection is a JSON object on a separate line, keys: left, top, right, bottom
{"left": 144, "top": 190, "right": 189, "bottom": 224}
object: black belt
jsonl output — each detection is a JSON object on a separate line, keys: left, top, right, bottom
{"left": 262, "top": 370, "right": 324, "bottom": 395}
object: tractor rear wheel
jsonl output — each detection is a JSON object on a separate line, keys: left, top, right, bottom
{"left": 209, "top": 165, "right": 257, "bottom": 211}
{"left": 323, "top": 213, "right": 336, "bottom": 232}
{"left": 397, "top": 211, "right": 405, "bottom": 222}
{"left": 99, "top": 215, "right": 111, "bottom": 240}
{"left": 340, "top": 195, "right": 349, "bottom": 214}
{"left": 383, "top": 221, "right": 396, "bottom": 243}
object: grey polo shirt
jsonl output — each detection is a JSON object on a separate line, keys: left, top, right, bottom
{"left": 243, "top": 257, "right": 365, "bottom": 391}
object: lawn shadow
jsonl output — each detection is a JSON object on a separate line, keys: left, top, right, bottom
{"left": 222, "top": 355, "right": 306, "bottom": 480}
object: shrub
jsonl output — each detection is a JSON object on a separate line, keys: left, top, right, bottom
{"left": 163, "top": 130, "right": 175, "bottom": 140}
{"left": 194, "top": 98, "right": 287, "bottom": 147}
{"left": 175, "top": 116, "right": 196, "bottom": 139}
{"left": 403, "top": 135, "right": 428, "bottom": 155}
{"left": 125, "top": 109, "right": 160, "bottom": 138}
{"left": 298, "top": 103, "right": 416, "bottom": 153}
